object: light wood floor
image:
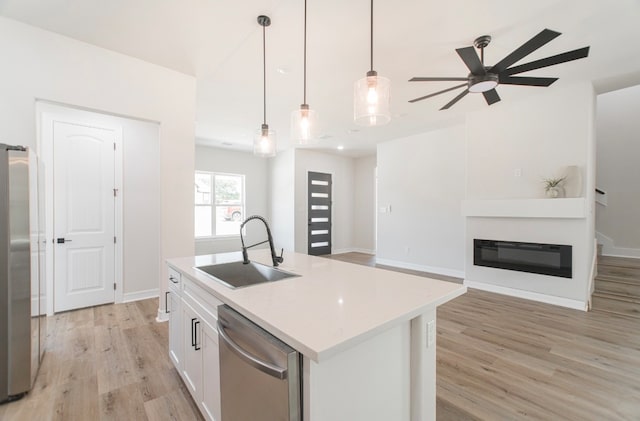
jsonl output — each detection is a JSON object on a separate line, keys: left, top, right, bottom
{"left": 0, "top": 300, "right": 203, "bottom": 421}
{"left": 2, "top": 253, "right": 639, "bottom": 420}
{"left": 328, "top": 253, "right": 640, "bottom": 420}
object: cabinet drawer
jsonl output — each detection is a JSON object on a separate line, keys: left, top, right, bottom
{"left": 168, "top": 266, "right": 182, "bottom": 291}
{"left": 183, "top": 276, "right": 223, "bottom": 328}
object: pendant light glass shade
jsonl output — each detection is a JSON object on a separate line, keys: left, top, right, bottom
{"left": 291, "top": 104, "right": 318, "bottom": 145}
{"left": 254, "top": 123, "right": 276, "bottom": 157}
{"left": 354, "top": 70, "right": 390, "bottom": 126}
{"left": 254, "top": 15, "right": 276, "bottom": 157}
{"left": 354, "top": 0, "right": 390, "bottom": 127}
{"left": 292, "top": 0, "right": 318, "bottom": 145}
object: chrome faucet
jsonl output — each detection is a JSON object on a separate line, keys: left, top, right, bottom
{"left": 240, "top": 215, "right": 283, "bottom": 267}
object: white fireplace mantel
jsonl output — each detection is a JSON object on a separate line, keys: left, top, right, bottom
{"left": 461, "top": 198, "right": 587, "bottom": 219}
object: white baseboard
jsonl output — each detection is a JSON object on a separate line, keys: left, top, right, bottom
{"left": 332, "top": 248, "right": 376, "bottom": 255}
{"left": 374, "top": 258, "right": 465, "bottom": 279}
{"left": 596, "top": 231, "right": 640, "bottom": 259}
{"left": 123, "top": 288, "right": 159, "bottom": 303}
{"left": 464, "top": 279, "right": 588, "bottom": 311}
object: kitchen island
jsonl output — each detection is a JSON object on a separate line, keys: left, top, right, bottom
{"left": 166, "top": 250, "right": 466, "bottom": 421}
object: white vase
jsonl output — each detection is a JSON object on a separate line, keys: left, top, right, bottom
{"left": 546, "top": 186, "right": 565, "bottom": 198}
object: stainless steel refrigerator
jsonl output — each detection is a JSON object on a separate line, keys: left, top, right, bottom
{"left": 0, "top": 144, "right": 45, "bottom": 404}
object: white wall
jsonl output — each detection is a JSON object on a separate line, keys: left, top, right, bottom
{"left": 353, "top": 155, "right": 376, "bottom": 254}
{"left": 194, "top": 145, "right": 269, "bottom": 255}
{"left": 465, "top": 82, "right": 596, "bottom": 308}
{"left": 294, "top": 150, "right": 356, "bottom": 254}
{"left": 269, "top": 149, "right": 296, "bottom": 252}
{"left": 376, "top": 125, "right": 466, "bottom": 277}
{"left": 122, "top": 118, "right": 161, "bottom": 298}
{"left": 0, "top": 17, "right": 196, "bottom": 315}
{"left": 596, "top": 84, "right": 640, "bottom": 257}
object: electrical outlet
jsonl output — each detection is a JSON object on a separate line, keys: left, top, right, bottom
{"left": 404, "top": 246, "right": 410, "bottom": 255}
{"left": 427, "top": 320, "right": 435, "bottom": 348}
{"left": 514, "top": 168, "right": 522, "bottom": 177}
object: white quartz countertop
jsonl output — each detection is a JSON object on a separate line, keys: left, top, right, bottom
{"left": 167, "top": 250, "right": 466, "bottom": 363}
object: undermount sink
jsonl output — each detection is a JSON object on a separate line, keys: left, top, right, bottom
{"left": 194, "top": 261, "right": 299, "bottom": 289}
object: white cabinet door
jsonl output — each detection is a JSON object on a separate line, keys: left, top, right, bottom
{"left": 182, "top": 301, "right": 203, "bottom": 402}
{"left": 171, "top": 270, "right": 223, "bottom": 421}
{"left": 201, "top": 322, "right": 221, "bottom": 421}
{"left": 168, "top": 290, "right": 183, "bottom": 370}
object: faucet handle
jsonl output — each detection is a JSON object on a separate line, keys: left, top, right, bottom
{"left": 276, "top": 248, "right": 284, "bottom": 263}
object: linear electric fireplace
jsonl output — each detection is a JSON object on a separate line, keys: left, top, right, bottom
{"left": 474, "top": 239, "right": 572, "bottom": 278}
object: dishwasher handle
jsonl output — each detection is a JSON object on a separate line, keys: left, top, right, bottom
{"left": 217, "top": 321, "right": 288, "bottom": 380}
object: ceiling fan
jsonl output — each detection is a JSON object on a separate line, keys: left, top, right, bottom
{"left": 408, "top": 29, "right": 590, "bottom": 110}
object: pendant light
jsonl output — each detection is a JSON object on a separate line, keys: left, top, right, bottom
{"left": 254, "top": 15, "right": 276, "bottom": 157}
{"left": 291, "top": 0, "right": 318, "bottom": 144}
{"left": 354, "top": 0, "right": 390, "bottom": 126}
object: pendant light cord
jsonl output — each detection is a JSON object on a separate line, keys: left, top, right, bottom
{"left": 303, "top": 0, "right": 307, "bottom": 104}
{"left": 263, "top": 23, "right": 267, "bottom": 125}
{"left": 370, "top": 0, "right": 374, "bottom": 72}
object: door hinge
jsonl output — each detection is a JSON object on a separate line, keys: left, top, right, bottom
{"left": 113, "top": 188, "right": 118, "bottom": 197}
{"left": 114, "top": 236, "right": 116, "bottom": 244}
{"left": 113, "top": 283, "right": 116, "bottom": 290}
{"left": 114, "top": 143, "right": 116, "bottom": 151}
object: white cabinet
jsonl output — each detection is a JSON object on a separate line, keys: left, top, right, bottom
{"left": 168, "top": 264, "right": 222, "bottom": 421}
{"left": 201, "top": 321, "right": 221, "bottom": 421}
{"left": 167, "top": 267, "right": 183, "bottom": 370}
{"left": 182, "top": 300, "right": 204, "bottom": 399}
{"left": 168, "top": 290, "right": 182, "bottom": 368}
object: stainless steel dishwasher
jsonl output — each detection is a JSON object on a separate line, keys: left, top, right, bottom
{"left": 217, "top": 305, "right": 301, "bottom": 421}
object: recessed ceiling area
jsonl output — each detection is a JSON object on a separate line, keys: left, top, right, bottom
{"left": 2, "top": 0, "right": 640, "bottom": 157}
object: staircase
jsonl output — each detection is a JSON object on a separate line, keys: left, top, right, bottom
{"left": 592, "top": 255, "right": 640, "bottom": 319}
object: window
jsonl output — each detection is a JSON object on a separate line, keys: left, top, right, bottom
{"left": 195, "top": 171, "right": 245, "bottom": 237}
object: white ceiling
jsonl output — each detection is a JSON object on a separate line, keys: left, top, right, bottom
{"left": 2, "top": 0, "right": 640, "bottom": 157}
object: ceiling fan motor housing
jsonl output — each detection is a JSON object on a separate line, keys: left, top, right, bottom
{"left": 468, "top": 72, "right": 499, "bottom": 93}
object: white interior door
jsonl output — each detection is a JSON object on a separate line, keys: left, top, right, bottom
{"left": 53, "top": 121, "right": 116, "bottom": 312}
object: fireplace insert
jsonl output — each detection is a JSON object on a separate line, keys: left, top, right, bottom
{"left": 474, "top": 239, "right": 572, "bottom": 278}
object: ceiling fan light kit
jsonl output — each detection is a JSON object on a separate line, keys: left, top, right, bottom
{"left": 354, "top": 0, "right": 391, "bottom": 126}
{"left": 253, "top": 15, "right": 277, "bottom": 157}
{"left": 468, "top": 73, "right": 499, "bottom": 93}
{"left": 291, "top": 0, "right": 318, "bottom": 145}
{"left": 409, "top": 29, "right": 590, "bottom": 110}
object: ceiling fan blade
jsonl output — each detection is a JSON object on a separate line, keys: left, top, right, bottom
{"left": 499, "top": 75, "right": 558, "bottom": 86}
{"left": 482, "top": 89, "right": 501, "bottom": 105}
{"left": 408, "top": 83, "right": 468, "bottom": 103}
{"left": 440, "top": 89, "right": 470, "bottom": 110}
{"left": 500, "top": 47, "right": 590, "bottom": 76}
{"left": 491, "top": 29, "right": 561, "bottom": 74}
{"left": 456, "top": 46, "right": 485, "bottom": 75}
{"left": 409, "top": 77, "right": 468, "bottom": 82}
